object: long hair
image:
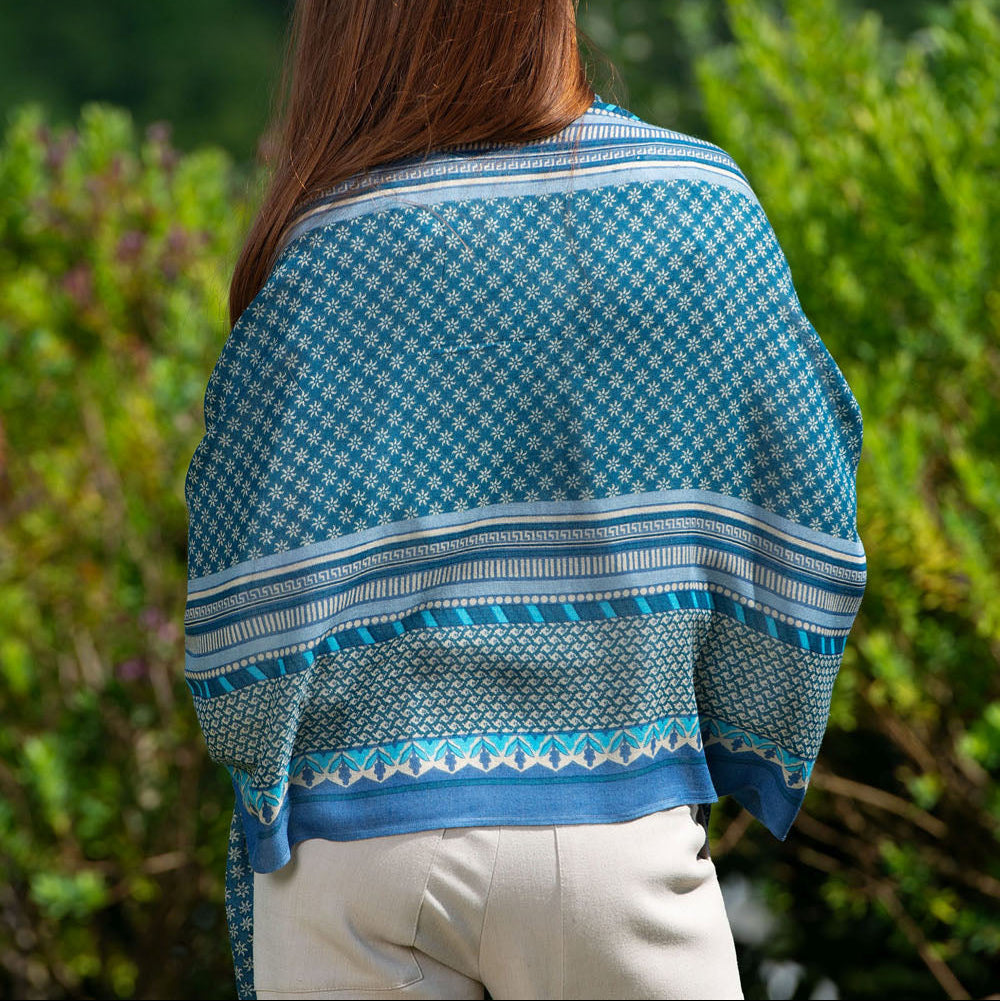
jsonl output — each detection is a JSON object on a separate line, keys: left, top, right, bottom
{"left": 228, "top": 0, "right": 598, "bottom": 328}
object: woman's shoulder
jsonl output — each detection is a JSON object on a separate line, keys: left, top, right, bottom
{"left": 577, "top": 95, "right": 751, "bottom": 192}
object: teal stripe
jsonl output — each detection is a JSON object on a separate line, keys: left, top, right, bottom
{"left": 280, "top": 754, "right": 698, "bottom": 807}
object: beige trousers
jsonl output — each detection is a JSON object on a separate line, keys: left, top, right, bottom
{"left": 253, "top": 804, "right": 744, "bottom": 1000}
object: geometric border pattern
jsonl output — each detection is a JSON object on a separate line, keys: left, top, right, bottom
{"left": 228, "top": 712, "right": 812, "bottom": 825}
{"left": 189, "top": 579, "right": 856, "bottom": 699}
{"left": 185, "top": 487, "right": 866, "bottom": 698}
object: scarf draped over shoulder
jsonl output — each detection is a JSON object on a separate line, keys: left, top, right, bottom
{"left": 183, "top": 97, "right": 866, "bottom": 999}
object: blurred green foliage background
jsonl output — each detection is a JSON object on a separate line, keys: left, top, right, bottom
{"left": 1, "top": 1, "right": 998, "bottom": 998}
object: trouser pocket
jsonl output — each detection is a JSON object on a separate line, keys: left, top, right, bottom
{"left": 253, "top": 828, "right": 445, "bottom": 996}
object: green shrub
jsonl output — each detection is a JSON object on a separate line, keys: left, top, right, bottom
{"left": 0, "top": 100, "right": 255, "bottom": 999}
{"left": 695, "top": 1, "right": 1000, "bottom": 997}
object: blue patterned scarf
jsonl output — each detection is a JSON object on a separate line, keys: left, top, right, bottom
{"left": 184, "top": 96, "right": 866, "bottom": 997}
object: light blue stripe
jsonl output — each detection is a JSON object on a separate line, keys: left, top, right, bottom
{"left": 281, "top": 161, "right": 753, "bottom": 246}
{"left": 188, "top": 483, "right": 865, "bottom": 598}
{"left": 185, "top": 481, "right": 866, "bottom": 677}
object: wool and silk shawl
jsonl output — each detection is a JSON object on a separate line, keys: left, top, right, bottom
{"left": 183, "top": 96, "right": 866, "bottom": 996}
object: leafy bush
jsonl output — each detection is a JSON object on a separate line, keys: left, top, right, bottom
{"left": 0, "top": 101, "right": 255, "bottom": 998}
{"left": 695, "top": 0, "right": 1000, "bottom": 997}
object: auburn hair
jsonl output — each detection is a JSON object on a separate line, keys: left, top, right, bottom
{"left": 228, "top": 0, "right": 600, "bottom": 328}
